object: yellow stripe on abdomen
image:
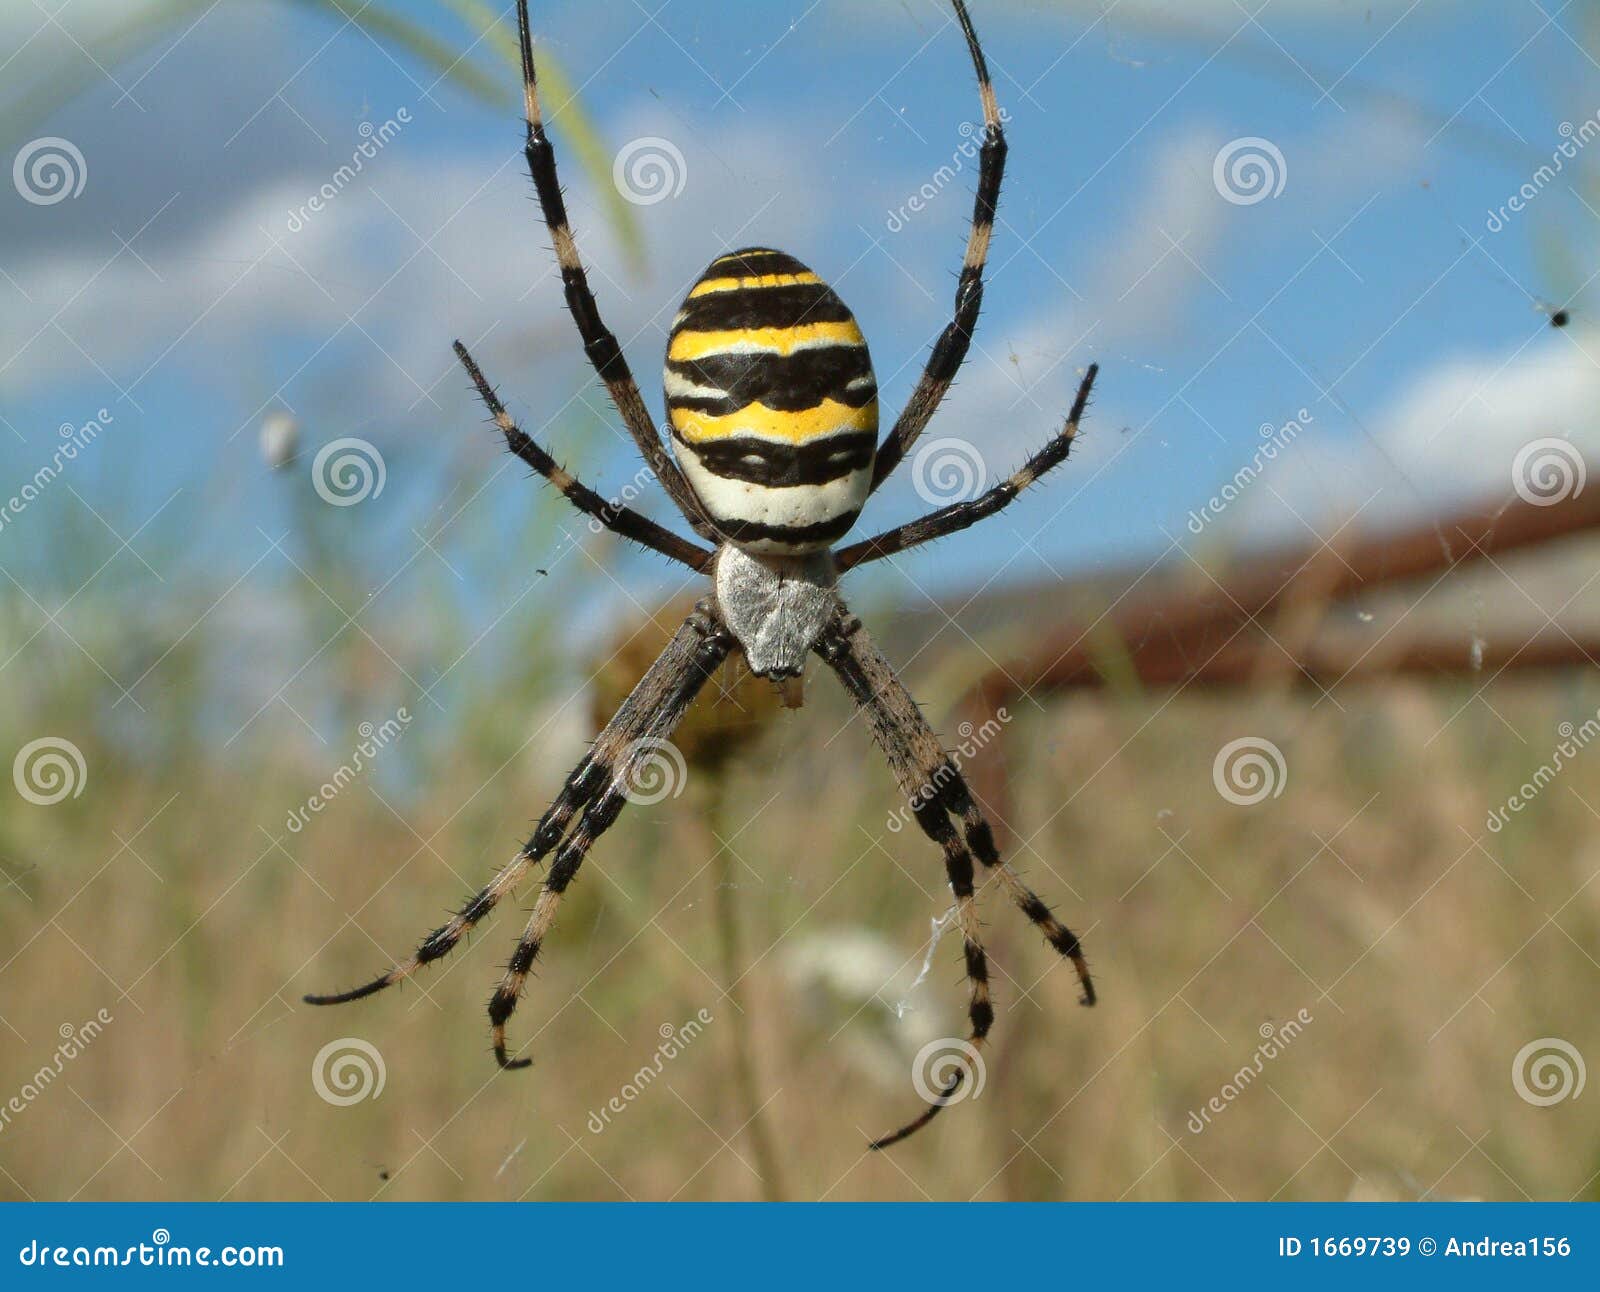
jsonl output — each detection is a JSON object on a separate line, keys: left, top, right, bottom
{"left": 688, "top": 271, "right": 822, "bottom": 297}
{"left": 667, "top": 321, "right": 866, "bottom": 363}
{"left": 671, "top": 398, "right": 878, "bottom": 446}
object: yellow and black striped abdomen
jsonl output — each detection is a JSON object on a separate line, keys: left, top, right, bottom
{"left": 665, "top": 248, "right": 877, "bottom": 553}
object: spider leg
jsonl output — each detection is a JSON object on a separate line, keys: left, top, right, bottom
{"left": 301, "top": 754, "right": 603, "bottom": 1007}
{"left": 814, "top": 614, "right": 996, "bottom": 1150}
{"left": 512, "top": 0, "right": 717, "bottom": 543}
{"left": 304, "top": 606, "right": 731, "bottom": 1034}
{"left": 488, "top": 605, "right": 732, "bottom": 1067}
{"left": 869, "top": 0, "right": 1006, "bottom": 493}
{"left": 454, "top": 341, "right": 713, "bottom": 572}
{"left": 836, "top": 364, "right": 1097, "bottom": 572}
{"left": 939, "top": 777, "right": 1095, "bottom": 1006}
{"left": 817, "top": 611, "right": 1095, "bottom": 1145}
{"left": 821, "top": 613, "right": 1094, "bottom": 1001}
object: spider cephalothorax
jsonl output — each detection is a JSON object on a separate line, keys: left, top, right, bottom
{"left": 308, "top": 0, "right": 1099, "bottom": 1151}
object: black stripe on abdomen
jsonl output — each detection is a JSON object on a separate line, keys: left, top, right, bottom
{"left": 673, "top": 428, "right": 876, "bottom": 487}
{"left": 708, "top": 511, "right": 861, "bottom": 548}
{"left": 708, "top": 248, "right": 812, "bottom": 277}
{"left": 674, "top": 282, "right": 856, "bottom": 333}
{"left": 666, "top": 345, "right": 875, "bottom": 415}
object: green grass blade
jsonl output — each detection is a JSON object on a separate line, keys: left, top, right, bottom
{"left": 436, "top": 0, "right": 646, "bottom": 273}
{"left": 284, "top": 0, "right": 511, "bottom": 108}
{"left": 2, "top": 0, "right": 642, "bottom": 271}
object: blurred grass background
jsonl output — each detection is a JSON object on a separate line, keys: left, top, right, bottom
{"left": 3, "top": 491, "right": 1600, "bottom": 1199}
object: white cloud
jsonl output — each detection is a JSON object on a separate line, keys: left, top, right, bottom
{"left": 1226, "top": 326, "right": 1600, "bottom": 535}
{"left": 0, "top": 107, "right": 839, "bottom": 435}
{"left": 1084, "top": 127, "right": 1234, "bottom": 346}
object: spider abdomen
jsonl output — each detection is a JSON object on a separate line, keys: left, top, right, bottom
{"left": 666, "top": 248, "right": 877, "bottom": 554}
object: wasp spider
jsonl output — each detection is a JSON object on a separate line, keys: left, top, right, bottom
{"left": 307, "top": 0, "right": 1099, "bottom": 1151}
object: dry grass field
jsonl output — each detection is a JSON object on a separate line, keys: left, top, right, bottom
{"left": 3, "top": 556, "right": 1598, "bottom": 1201}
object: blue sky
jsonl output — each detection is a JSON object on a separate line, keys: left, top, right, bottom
{"left": 2, "top": 0, "right": 1597, "bottom": 627}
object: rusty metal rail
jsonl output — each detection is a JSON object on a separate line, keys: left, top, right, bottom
{"left": 956, "top": 485, "right": 1600, "bottom": 840}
